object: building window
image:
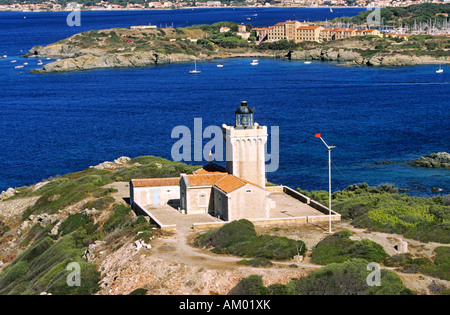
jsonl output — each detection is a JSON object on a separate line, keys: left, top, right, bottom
{"left": 245, "top": 189, "right": 252, "bottom": 193}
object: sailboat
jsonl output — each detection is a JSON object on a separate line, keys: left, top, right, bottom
{"left": 250, "top": 59, "right": 258, "bottom": 66}
{"left": 330, "top": 8, "right": 333, "bottom": 13}
{"left": 436, "top": 65, "right": 443, "bottom": 73}
{"left": 189, "top": 58, "right": 201, "bottom": 74}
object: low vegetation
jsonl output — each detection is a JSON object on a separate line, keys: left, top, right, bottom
{"left": 298, "top": 183, "right": 450, "bottom": 244}
{"left": 0, "top": 155, "right": 198, "bottom": 295}
{"left": 194, "top": 219, "right": 306, "bottom": 260}
{"left": 311, "top": 229, "right": 388, "bottom": 265}
{"left": 229, "top": 259, "right": 414, "bottom": 295}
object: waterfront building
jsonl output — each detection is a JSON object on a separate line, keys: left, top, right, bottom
{"left": 296, "top": 26, "right": 324, "bottom": 42}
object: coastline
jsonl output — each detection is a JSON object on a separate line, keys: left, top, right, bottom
{"left": 25, "top": 25, "right": 450, "bottom": 74}
{"left": 0, "top": 6, "right": 363, "bottom": 13}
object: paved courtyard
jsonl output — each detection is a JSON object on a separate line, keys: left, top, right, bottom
{"left": 142, "top": 191, "right": 329, "bottom": 231}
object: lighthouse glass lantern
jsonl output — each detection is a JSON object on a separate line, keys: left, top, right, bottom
{"left": 235, "top": 101, "right": 254, "bottom": 129}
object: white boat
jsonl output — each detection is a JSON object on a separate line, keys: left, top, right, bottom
{"left": 217, "top": 63, "right": 223, "bottom": 68}
{"left": 10, "top": 60, "right": 16, "bottom": 63}
{"left": 23, "top": 62, "right": 28, "bottom": 65}
{"left": 436, "top": 65, "right": 443, "bottom": 73}
{"left": 330, "top": 8, "right": 333, "bottom": 13}
{"left": 2, "top": 55, "right": 6, "bottom": 58}
{"left": 250, "top": 59, "right": 258, "bottom": 66}
{"left": 189, "top": 59, "right": 201, "bottom": 74}
{"left": 37, "top": 60, "right": 43, "bottom": 65}
{"left": 304, "top": 61, "right": 311, "bottom": 64}
{"left": 15, "top": 65, "right": 23, "bottom": 68}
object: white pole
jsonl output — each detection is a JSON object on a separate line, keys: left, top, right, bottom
{"left": 328, "top": 147, "right": 332, "bottom": 234}
{"left": 317, "top": 135, "right": 334, "bottom": 234}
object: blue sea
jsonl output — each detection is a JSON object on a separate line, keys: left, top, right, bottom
{"left": 0, "top": 8, "right": 449, "bottom": 196}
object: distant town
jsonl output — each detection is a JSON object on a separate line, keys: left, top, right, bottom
{"left": 0, "top": 0, "right": 449, "bottom": 12}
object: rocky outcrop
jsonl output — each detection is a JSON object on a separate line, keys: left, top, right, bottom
{"left": 30, "top": 51, "right": 199, "bottom": 74}
{"left": 90, "top": 156, "right": 132, "bottom": 170}
{"left": 409, "top": 152, "right": 450, "bottom": 169}
{"left": 0, "top": 188, "right": 18, "bottom": 200}
{"left": 291, "top": 48, "right": 364, "bottom": 62}
{"left": 290, "top": 48, "right": 449, "bottom": 67}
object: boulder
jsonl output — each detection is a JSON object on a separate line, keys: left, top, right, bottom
{"left": 113, "top": 156, "right": 131, "bottom": 165}
{"left": 1, "top": 187, "right": 17, "bottom": 200}
{"left": 409, "top": 152, "right": 450, "bottom": 169}
{"left": 134, "top": 239, "right": 151, "bottom": 251}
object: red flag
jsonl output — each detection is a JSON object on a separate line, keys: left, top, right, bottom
{"left": 315, "top": 133, "right": 321, "bottom": 138}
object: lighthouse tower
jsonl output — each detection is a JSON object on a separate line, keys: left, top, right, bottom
{"left": 222, "top": 101, "right": 268, "bottom": 188}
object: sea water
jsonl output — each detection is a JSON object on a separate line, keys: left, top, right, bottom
{"left": 0, "top": 9, "right": 448, "bottom": 195}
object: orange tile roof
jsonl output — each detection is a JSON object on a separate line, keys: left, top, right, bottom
{"left": 193, "top": 169, "right": 224, "bottom": 175}
{"left": 297, "top": 26, "right": 322, "bottom": 30}
{"left": 186, "top": 173, "right": 227, "bottom": 187}
{"left": 214, "top": 175, "right": 247, "bottom": 193}
{"left": 193, "top": 163, "right": 227, "bottom": 175}
{"left": 131, "top": 177, "right": 180, "bottom": 187}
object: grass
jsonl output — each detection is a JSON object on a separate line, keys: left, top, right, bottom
{"left": 194, "top": 219, "right": 306, "bottom": 260}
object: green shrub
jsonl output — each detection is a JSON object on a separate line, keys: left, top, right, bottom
{"left": 301, "top": 183, "right": 450, "bottom": 243}
{"left": 421, "top": 246, "right": 450, "bottom": 281}
{"left": 385, "top": 253, "right": 414, "bottom": 267}
{"left": 83, "top": 196, "right": 115, "bottom": 210}
{"left": 287, "top": 259, "right": 413, "bottom": 295}
{"left": 237, "top": 258, "right": 273, "bottom": 267}
{"left": 0, "top": 231, "right": 100, "bottom": 295}
{"left": 194, "top": 220, "right": 306, "bottom": 260}
{"left": 59, "top": 212, "right": 92, "bottom": 236}
{"left": 311, "top": 230, "right": 388, "bottom": 265}
{"left": 228, "top": 275, "right": 267, "bottom": 295}
{"left": 229, "top": 259, "right": 413, "bottom": 295}
{"left": 129, "top": 288, "right": 148, "bottom": 295}
{"left": 194, "top": 219, "right": 258, "bottom": 250}
{"left": 102, "top": 204, "right": 133, "bottom": 233}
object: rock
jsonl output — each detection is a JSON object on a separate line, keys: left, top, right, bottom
{"left": 1, "top": 187, "right": 17, "bottom": 200}
{"left": 134, "top": 239, "right": 151, "bottom": 251}
{"left": 90, "top": 156, "right": 131, "bottom": 170}
{"left": 83, "top": 240, "right": 106, "bottom": 262}
{"left": 50, "top": 221, "right": 61, "bottom": 235}
{"left": 409, "top": 152, "right": 450, "bottom": 169}
{"left": 113, "top": 156, "right": 131, "bottom": 165}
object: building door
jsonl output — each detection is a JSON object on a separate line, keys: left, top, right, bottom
{"left": 153, "top": 190, "right": 159, "bottom": 205}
